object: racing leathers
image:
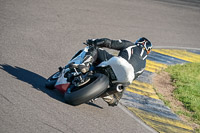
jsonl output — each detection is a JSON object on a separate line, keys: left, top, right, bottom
{"left": 85, "top": 38, "right": 148, "bottom": 106}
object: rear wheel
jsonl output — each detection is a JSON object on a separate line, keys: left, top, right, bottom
{"left": 45, "top": 71, "right": 60, "bottom": 89}
{"left": 64, "top": 73, "right": 109, "bottom": 106}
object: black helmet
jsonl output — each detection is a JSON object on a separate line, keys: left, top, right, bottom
{"left": 135, "top": 37, "right": 152, "bottom": 54}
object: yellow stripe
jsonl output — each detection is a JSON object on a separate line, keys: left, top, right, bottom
{"left": 126, "top": 88, "right": 160, "bottom": 99}
{"left": 145, "top": 66, "right": 157, "bottom": 73}
{"left": 153, "top": 49, "right": 200, "bottom": 63}
{"left": 132, "top": 80, "right": 153, "bottom": 89}
{"left": 171, "top": 49, "right": 200, "bottom": 60}
{"left": 130, "top": 80, "right": 155, "bottom": 93}
{"left": 147, "top": 60, "right": 168, "bottom": 68}
{"left": 127, "top": 80, "right": 159, "bottom": 99}
{"left": 128, "top": 107, "right": 193, "bottom": 132}
{"left": 129, "top": 84, "right": 156, "bottom": 94}
{"left": 145, "top": 60, "right": 168, "bottom": 73}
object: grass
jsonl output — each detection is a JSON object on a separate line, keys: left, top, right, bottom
{"left": 156, "top": 93, "right": 171, "bottom": 108}
{"left": 165, "top": 63, "right": 200, "bottom": 132}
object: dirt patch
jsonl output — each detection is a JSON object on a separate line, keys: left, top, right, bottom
{"left": 152, "top": 71, "right": 199, "bottom": 130}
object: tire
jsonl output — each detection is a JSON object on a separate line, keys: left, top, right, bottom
{"left": 64, "top": 73, "right": 109, "bottom": 106}
{"left": 45, "top": 71, "right": 60, "bottom": 90}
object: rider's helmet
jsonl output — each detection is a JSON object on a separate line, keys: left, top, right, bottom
{"left": 135, "top": 37, "right": 152, "bottom": 55}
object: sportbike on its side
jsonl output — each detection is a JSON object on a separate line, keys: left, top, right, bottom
{"left": 45, "top": 42, "right": 126, "bottom": 106}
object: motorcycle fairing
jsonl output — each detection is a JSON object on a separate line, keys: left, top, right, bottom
{"left": 55, "top": 83, "right": 70, "bottom": 94}
{"left": 68, "top": 46, "right": 89, "bottom": 65}
{"left": 55, "top": 69, "right": 70, "bottom": 94}
{"left": 55, "top": 47, "right": 89, "bottom": 93}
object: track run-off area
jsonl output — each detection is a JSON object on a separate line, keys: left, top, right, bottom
{"left": 121, "top": 48, "right": 200, "bottom": 133}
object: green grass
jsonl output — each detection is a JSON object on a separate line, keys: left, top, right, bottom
{"left": 165, "top": 63, "right": 200, "bottom": 131}
{"left": 156, "top": 93, "right": 171, "bottom": 108}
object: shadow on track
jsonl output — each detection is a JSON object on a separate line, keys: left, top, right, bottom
{"left": 0, "top": 64, "right": 64, "bottom": 102}
{"left": 0, "top": 64, "right": 103, "bottom": 109}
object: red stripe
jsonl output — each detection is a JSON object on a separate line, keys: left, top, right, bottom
{"left": 55, "top": 83, "right": 70, "bottom": 94}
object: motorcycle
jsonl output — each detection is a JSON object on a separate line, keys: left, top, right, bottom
{"left": 45, "top": 43, "right": 127, "bottom": 106}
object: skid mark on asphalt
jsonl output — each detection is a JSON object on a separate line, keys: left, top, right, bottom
{"left": 121, "top": 49, "right": 200, "bottom": 133}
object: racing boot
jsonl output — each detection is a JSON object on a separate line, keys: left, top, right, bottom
{"left": 103, "top": 95, "right": 118, "bottom": 107}
{"left": 102, "top": 89, "right": 125, "bottom": 107}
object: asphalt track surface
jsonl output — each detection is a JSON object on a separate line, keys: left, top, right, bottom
{"left": 0, "top": 0, "right": 200, "bottom": 133}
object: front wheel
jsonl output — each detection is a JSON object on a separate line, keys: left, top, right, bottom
{"left": 64, "top": 73, "right": 109, "bottom": 106}
{"left": 45, "top": 71, "right": 60, "bottom": 89}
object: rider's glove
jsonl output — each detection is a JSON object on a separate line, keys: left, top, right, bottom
{"left": 86, "top": 39, "right": 96, "bottom": 45}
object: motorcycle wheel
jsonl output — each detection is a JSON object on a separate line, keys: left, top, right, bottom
{"left": 64, "top": 73, "right": 109, "bottom": 106}
{"left": 45, "top": 71, "right": 60, "bottom": 90}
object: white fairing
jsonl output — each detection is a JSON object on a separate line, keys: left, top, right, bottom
{"left": 55, "top": 68, "right": 69, "bottom": 86}
{"left": 98, "top": 57, "right": 135, "bottom": 84}
{"left": 68, "top": 46, "right": 89, "bottom": 65}
{"left": 56, "top": 47, "right": 89, "bottom": 87}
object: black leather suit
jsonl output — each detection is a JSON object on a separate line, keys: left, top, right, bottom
{"left": 87, "top": 38, "right": 147, "bottom": 81}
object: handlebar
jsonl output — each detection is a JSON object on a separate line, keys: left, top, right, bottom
{"left": 83, "top": 42, "right": 97, "bottom": 49}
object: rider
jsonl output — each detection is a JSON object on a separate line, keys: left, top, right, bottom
{"left": 80, "top": 37, "right": 152, "bottom": 106}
